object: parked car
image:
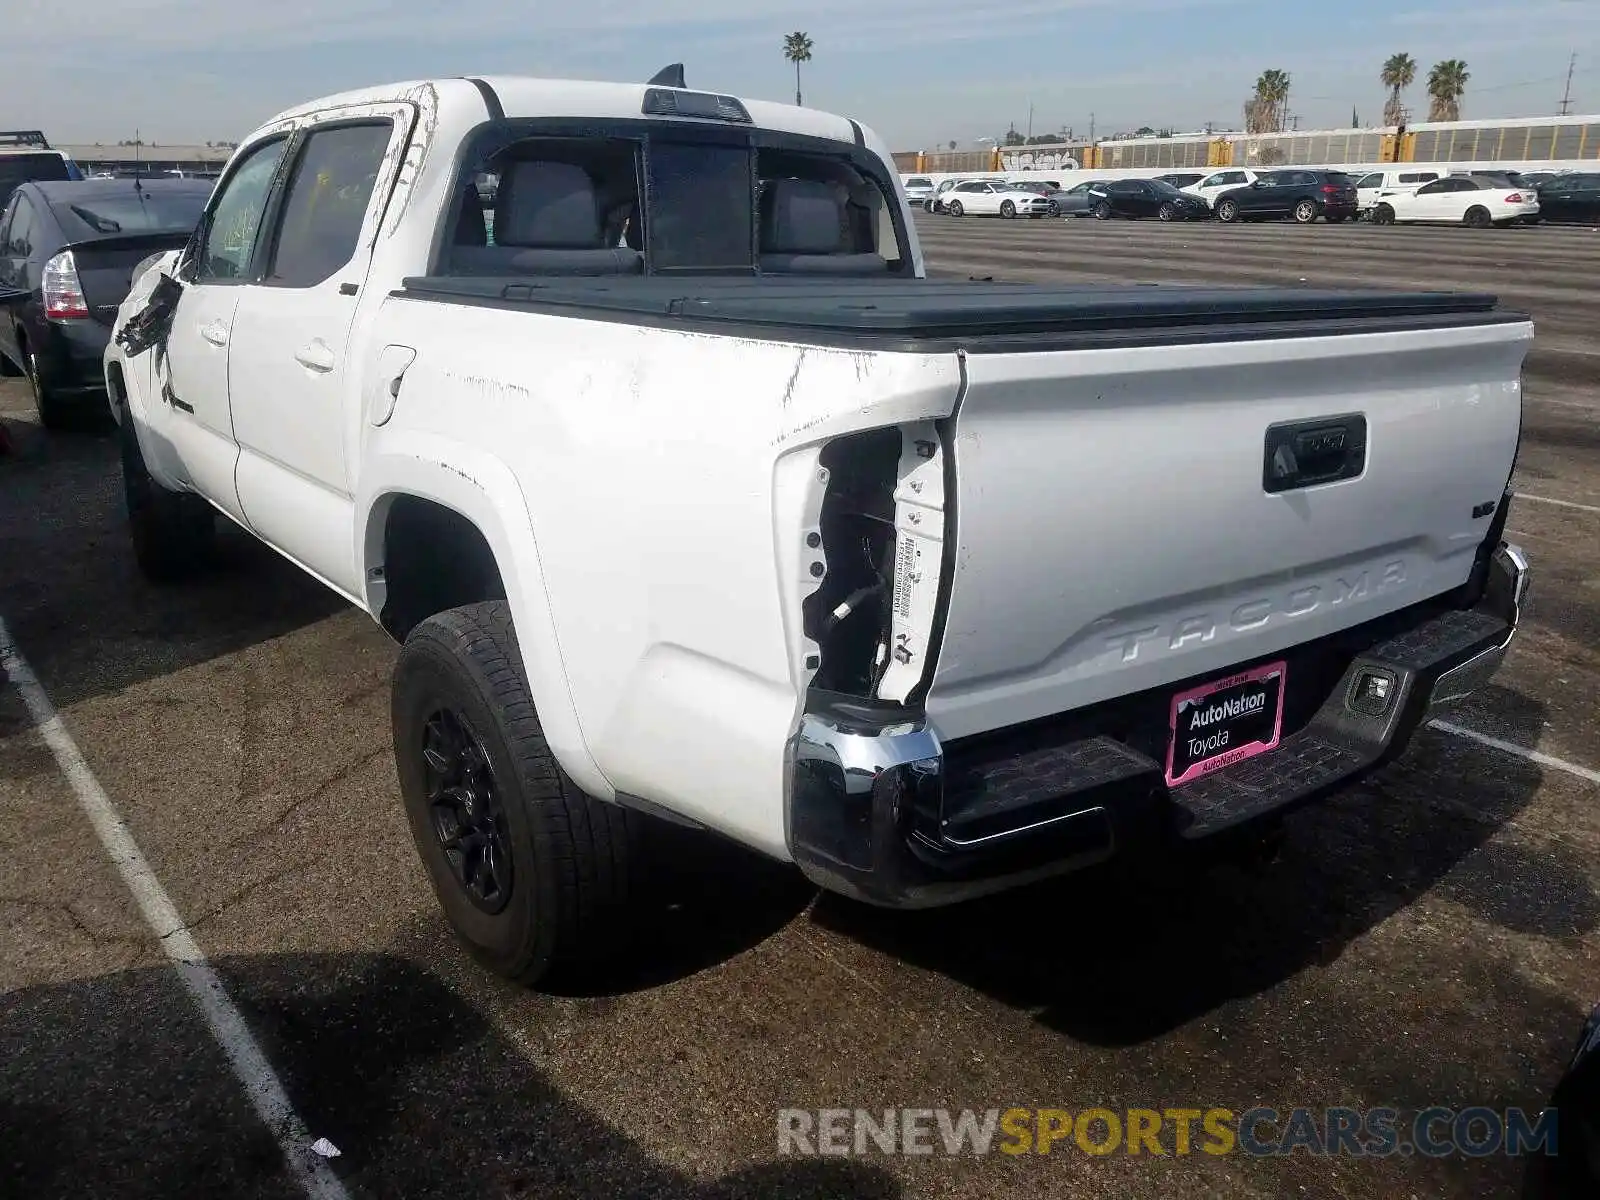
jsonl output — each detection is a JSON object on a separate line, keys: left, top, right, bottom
{"left": 0, "top": 130, "right": 83, "bottom": 209}
{"left": 0, "top": 178, "right": 211, "bottom": 427}
{"left": 901, "top": 175, "right": 935, "bottom": 203}
{"left": 1522, "top": 1000, "right": 1600, "bottom": 1198}
{"left": 1088, "top": 178, "right": 1211, "bottom": 221}
{"left": 1052, "top": 178, "right": 1109, "bottom": 217}
{"left": 1352, "top": 169, "right": 1442, "bottom": 218}
{"left": 1214, "top": 169, "right": 1358, "bottom": 224}
{"left": 1371, "top": 176, "right": 1539, "bottom": 228}
{"left": 1156, "top": 172, "right": 1206, "bottom": 190}
{"left": 1183, "top": 168, "right": 1260, "bottom": 208}
{"left": 942, "top": 179, "right": 1053, "bottom": 218}
{"left": 926, "top": 176, "right": 1004, "bottom": 213}
{"left": 1535, "top": 171, "right": 1600, "bottom": 225}
{"left": 107, "top": 72, "right": 1529, "bottom": 989}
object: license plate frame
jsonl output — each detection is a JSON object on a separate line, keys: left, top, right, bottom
{"left": 1165, "top": 660, "right": 1287, "bottom": 788}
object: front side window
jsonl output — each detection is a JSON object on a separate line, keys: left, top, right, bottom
{"left": 265, "top": 122, "right": 393, "bottom": 288}
{"left": 194, "top": 137, "right": 289, "bottom": 282}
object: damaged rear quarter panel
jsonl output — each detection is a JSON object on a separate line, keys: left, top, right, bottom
{"left": 371, "top": 295, "right": 959, "bottom": 854}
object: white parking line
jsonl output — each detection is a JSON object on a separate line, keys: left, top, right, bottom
{"left": 1514, "top": 492, "right": 1600, "bottom": 516}
{"left": 0, "top": 618, "right": 350, "bottom": 1200}
{"left": 1430, "top": 719, "right": 1600, "bottom": 786}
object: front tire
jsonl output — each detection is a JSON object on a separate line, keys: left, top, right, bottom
{"left": 1215, "top": 199, "right": 1239, "bottom": 223}
{"left": 392, "top": 601, "right": 639, "bottom": 988}
{"left": 1092, "top": 200, "right": 1112, "bottom": 220}
{"left": 1000, "top": 200, "right": 1015, "bottom": 218}
{"left": 1157, "top": 202, "right": 1175, "bottom": 221}
{"left": 120, "top": 412, "right": 216, "bottom": 581}
{"left": 947, "top": 200, "right": 964, "bottom": 217}
{"left": 1373, "top": 203, "right": 1396, "bottom": 226}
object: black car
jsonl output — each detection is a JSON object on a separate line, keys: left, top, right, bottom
{"left": 1536, "top": 172, "right": 1600, "bottom": 225}
{"left": 1087, "top": 178, "right": 1211, "bottom": 221}
{"left": 1214, "top": 169, "right": 1358, "bottom": 224}
{"left": 0, "top": 178, "right": 211, "bottom": 428}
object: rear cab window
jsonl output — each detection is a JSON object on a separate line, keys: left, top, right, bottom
{"left": 439, "top": 112, "right": 911, "bottom": 279}
{"left": 47, "top": 188, "right": 211, "bottom": 239}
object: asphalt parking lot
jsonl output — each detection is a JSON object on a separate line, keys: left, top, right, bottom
{"left": 3, "top": 214, "right": 1598, "bottom": 1199}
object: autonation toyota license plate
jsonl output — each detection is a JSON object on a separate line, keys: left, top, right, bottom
{"left": 1165, "top": 661, "right": 1287, "bottom": 787}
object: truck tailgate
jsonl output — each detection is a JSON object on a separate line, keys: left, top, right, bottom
{"left": 925, "top": 318, "right": 1531, "bottom": 741}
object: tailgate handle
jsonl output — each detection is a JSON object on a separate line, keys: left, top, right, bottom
{"left": 1263, "top": 414, "right": 1367, "bottom": 494}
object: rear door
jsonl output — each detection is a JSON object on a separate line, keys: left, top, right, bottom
{"left": 227, "top": 105, "right": 415, "bottom": 595}
{"left": 922, "top": 316, "right": 1530, "bottom": 741}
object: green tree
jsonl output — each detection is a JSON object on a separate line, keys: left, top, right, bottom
{"left": 1246, "top": 69, "right": 1291, "bottom": 133}
{"left": 1381, "top": 52, "right": 1416, "bottom": 127}
{"left": 783, "top": 31, "right": 813, "bottom": 106}
{"left": 1427, "top": 59, "right": 1469, "bottom": 121}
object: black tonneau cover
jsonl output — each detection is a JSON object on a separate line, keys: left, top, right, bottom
{"left": 397, "top": 276, "right": 1518, "bottom": 352}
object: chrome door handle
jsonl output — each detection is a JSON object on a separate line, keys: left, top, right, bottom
{"left": 294, "top": 341, "right": 335, "bottom": 373}
{"left": 200, "top": 320, "right": 229, "bottom": 347}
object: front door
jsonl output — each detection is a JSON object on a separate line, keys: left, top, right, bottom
{"left": 227, "top": 107, "right": 414, "bottom": 596}
{"left": 157, "top": 133, "right": 293, "bottom": 526}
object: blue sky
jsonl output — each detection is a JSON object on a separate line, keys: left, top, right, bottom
{"left": 6, "top": 0, "right": 1595, "bottom": 149}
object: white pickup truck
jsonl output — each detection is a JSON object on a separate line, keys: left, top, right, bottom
{"left": 106, "top": 70, "right": 1532, "bottom": 986}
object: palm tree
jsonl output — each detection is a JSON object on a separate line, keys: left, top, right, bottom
{"left": 1381, "top": 52, "right": 1416, "bottom": 127}
{"left": 1246, "top": 69, "right": 1291, "bottom": 133}
{"left": 783, "top": 31, "right": 813, "bottom": 106}
{"left": 1427, "top": 59, "right": 1469, "bottom": 121}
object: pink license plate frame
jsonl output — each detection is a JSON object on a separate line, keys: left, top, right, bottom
{"left": 1165, "top": 660, "right": 1287, "bottom": 788}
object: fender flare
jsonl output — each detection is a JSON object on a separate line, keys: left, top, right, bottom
{"left": 357, "top": 430, "right": 612, "bottom": 801}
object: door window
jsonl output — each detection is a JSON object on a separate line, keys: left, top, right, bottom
{"left": 193, "top": 137, "right": 290, "bottom": 282}
{"left": 263, "top": 122, "right": 393, "bottom": 288}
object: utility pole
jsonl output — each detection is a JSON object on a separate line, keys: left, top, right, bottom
{"left": 1089, "top": 111, "right": 1095, "bottom": 144}
{"left": 1026, "top": 103, "right": 1033, "bottom": 142}
{"left": 1558, "top": 52, "right": 1577, "bottom": 116}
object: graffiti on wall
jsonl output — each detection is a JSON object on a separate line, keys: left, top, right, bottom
{"left": 1000, "top": 148, "right": 1081, "bottom": 172}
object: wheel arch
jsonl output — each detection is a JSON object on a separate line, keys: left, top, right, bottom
{"left": 358, "top": 437, "right": 612, "bottom": 800}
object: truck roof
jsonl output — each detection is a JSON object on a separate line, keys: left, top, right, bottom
{"left": 260, "top": 75, "right": 863, "bottom": 152}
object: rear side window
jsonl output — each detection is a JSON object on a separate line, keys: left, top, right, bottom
{"left": 4, "top": 195, "right": 42, "bottom": 257}
{"left": 49, "top": 188, "right": 211, "bottom": 238}
{"left": 265, "top": 122, "right": 392, "bottom": 288}
{"left": 0, "top": 152, "right": 70, "bottom": 208}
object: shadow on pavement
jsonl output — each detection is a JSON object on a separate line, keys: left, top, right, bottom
{"left": 0, "top": 951, "right": 900, "bottom": 1200}
{"left": 0, "top": 417, "right": 350, "bottom": 710}
{"left": 813, "top": 684, "right": 1567, "bottom": 1048}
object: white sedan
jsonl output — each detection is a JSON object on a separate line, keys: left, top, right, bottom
{"left": 1371, "top": 176, "right": 1540, "bottom": 228}
{"left": 941, "top": 179, "right": 1054, "bottom": 218}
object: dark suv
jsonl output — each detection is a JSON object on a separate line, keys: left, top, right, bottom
{"left": 1213, "top": 169, "right": 1358, "bottom": 224}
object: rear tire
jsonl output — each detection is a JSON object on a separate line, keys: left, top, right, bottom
{"left": 24, "top": 344, "right": 71, "bottom": 432}
{"left": 1464, "top": 206, "right": 1491, "bottom": 229}
{"left": 947, "top": 200, "right": 964, "bottom": 217}
{"left": 392, "top": 601, "right": 640, "bottom": 988}
{"left": 1000, "top": 200, "right": 1015, "bottom": 218}
{"left": 120, "top": 411, "right": 216, "bottom": 581}
{"left": 1293, "top": 199, "right": 1318, "bottom": 224}
{"left": 1215, "top": 199, "right": 1239, "bottom": 223}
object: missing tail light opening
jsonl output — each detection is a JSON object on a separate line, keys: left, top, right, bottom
{"left": 802, "top": 421, "right": 948, "bottom": 705}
